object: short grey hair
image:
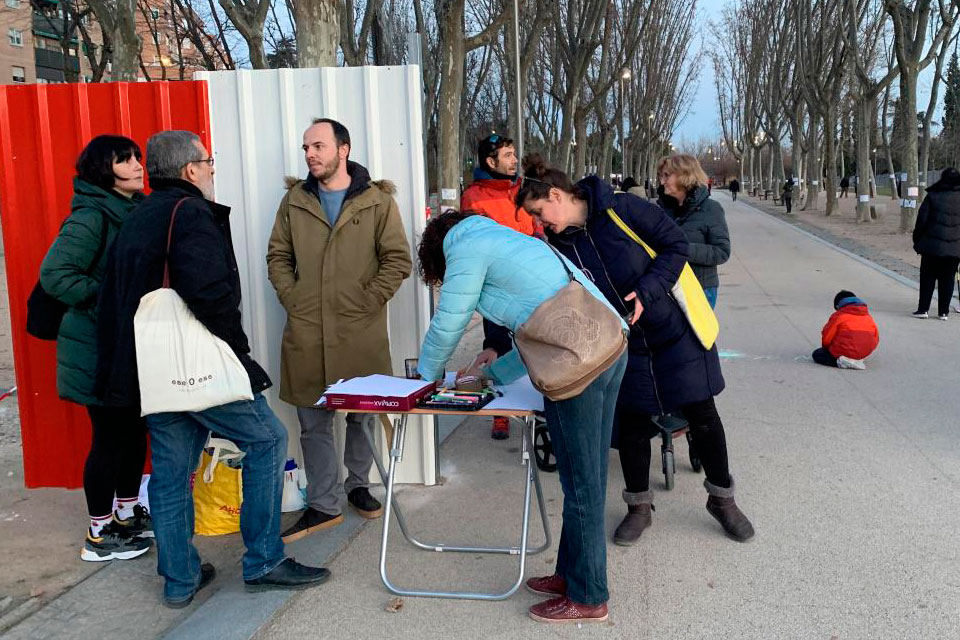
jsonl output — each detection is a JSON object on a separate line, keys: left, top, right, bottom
{"left": 146, "top": 130, "right": 203, "bottom": 180}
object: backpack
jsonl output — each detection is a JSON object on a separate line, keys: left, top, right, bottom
{"left": 26, "top": 212, "right": 109, "bottom": 340}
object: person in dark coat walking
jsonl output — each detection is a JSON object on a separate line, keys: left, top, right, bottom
{"left": 516, "top": 154, "right": 754, "bottom": 547}
{"left": 728, "top": 178, "right": 740, "bottom": 201}
{"left": 912, "top": 167, "right": 960, "bottom": 319}
{"left": 40, "top": 135, "right": 153, "bottom": 562}
{"left": 96, "top": 130, "right": 330, "bottom": 607}
{"left": 839, "top": 175, "right": 850, "bottom": 198}
{"left": 656, "top": 154, "right": 731, "bottom": 308}
{"left": 781, "top": 177, "right": 794, "bottom": 213}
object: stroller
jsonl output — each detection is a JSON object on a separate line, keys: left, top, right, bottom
{"left": 533, "top": 413, "right": 701, "bottom": 490}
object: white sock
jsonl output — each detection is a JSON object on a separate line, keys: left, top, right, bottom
{"left": 116, "top": 498, "right": 138, "bottom": 520}
{"left": 90, "top": 515, "right": 112, "bottom": 537}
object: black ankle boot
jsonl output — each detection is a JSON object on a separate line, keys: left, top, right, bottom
{"left": 704, "top": 478, "right": 755, "bottom": 542}
{"left": 614, "top": 490, "right": 654, "bottom": 546}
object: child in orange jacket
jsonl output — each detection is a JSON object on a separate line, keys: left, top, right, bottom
{"left": 812, "top": 290, "right": 879, "bottom": 370}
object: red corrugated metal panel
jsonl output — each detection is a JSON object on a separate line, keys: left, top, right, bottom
{"left": 0, "top": 81, "right": 210, "bottom": 488}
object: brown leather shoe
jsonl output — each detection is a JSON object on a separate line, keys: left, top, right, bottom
{"left": 528, "top": 596, "right": 608, "bottom": 624}
{"left": 526, "top": 573, "right": 566, "bottom": 597}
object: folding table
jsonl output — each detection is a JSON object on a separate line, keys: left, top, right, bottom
{"left": 336, "top": 401, "right": 552, "bottom": 601}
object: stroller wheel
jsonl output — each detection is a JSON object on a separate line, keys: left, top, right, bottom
{"left": 533, "top": 424, "right": 557, "bottom": 473}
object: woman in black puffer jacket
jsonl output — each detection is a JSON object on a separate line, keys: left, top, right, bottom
{"left": 656, "top": 155, "right": 730, "bottom": 309}
{"left": 516, "top": 154, "right": 754, "bottom": 547}
{"left": 912, "top": 167, "right": 960, "bottom": 320}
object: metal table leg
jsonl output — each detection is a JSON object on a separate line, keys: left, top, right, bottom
{"left": 360, "top": 413, "right": 552, "bottom": 600}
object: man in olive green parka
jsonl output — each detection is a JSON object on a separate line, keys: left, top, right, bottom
{"left": 267, "top": 118, "right": 412, "bottom": 542}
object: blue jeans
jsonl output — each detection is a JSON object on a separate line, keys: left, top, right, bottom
{"left": 146, "top": 394, "right": 287, "bottom": 602}
{"left": 703, "top": 286, "right": 718, "bottom": 309}
{"left": 543, "top": 352, "right": 627, "bottom": 606}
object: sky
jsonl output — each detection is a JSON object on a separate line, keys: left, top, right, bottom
{"left": 680, "top": 0, "right": 726, "bottom": 145}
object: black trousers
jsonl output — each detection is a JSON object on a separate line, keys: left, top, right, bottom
{"left": 731, "top": 192, "right": 738, "bottom": 201}
{"left": 617, "top": 397, "right": 731, "bottom": 493}
{"left": 84, "top": 405, "right": 148, "bottom": 517}
{"left": 812, "top": 347, "right": 838, "bottom": 367}
{"left": 917, "top": 254, "right": 960, "bottom": 317}
{"left": 784, "top": 197, "right": 792, "bottom": 213}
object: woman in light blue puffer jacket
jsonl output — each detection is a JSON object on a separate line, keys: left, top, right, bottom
{"left": 416, "top": 211, "right": 627, "bottom": 625}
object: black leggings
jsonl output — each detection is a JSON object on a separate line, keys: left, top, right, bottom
{"left": 84, "top": 405, "right": 148, "bottom": 517}
{"left": 618, "top": 397, "right": 731, "bottom": 493}
{"left": 917, "top": 254, "right": 960, "bottom": 317}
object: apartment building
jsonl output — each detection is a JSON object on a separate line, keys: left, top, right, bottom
{"left": 0, "top": 0, "right": 211, "bottom": 87}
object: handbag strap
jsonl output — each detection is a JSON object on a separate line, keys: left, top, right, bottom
{"left": 544, "top": 241, "right": 576, "bottom": 283}
{"left": 606, "top": 208, "right": 657, "bottom": 259}
{"left": 162, "top": 198, "right": 192, "bottom": 289}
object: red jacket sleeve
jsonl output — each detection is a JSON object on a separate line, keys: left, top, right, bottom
{"left": 821, "top": 311, "right": 841, "bottom": 349}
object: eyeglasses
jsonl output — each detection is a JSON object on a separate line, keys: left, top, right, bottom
{"left": 187, "top": 157, "right": 215, "bottom": 168}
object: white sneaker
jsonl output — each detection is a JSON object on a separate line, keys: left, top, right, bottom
{"left": 939, "top": 314, "right": 948, "bottom": 321}
{"left": 836, "top": 356, "right": 865, "bottom": 370}
{"left": 912, "top": 311, "right": 928, "bottom": 319}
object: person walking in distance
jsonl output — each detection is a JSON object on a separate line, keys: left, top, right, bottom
{"left": 839, "top": 175, "right": 850, "bottom": 198}
{"left": 728, "top": 178, "right": 740, "bottom": 201}
{"left": 459, "top": 133, "right": 541, "bottom": 440}
{"left": 96, "top": 130, "right": 331, "bottom": 607}
{"left": 782, "top": 177, "right": 794, "bottom": 214}
{"left": 267, "top": 118, "right": 412, "bottom": 542}
{"left": 912, "top": 167, "right": 960, "bottom": 320}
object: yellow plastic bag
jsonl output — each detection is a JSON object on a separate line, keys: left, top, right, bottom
{"left": 193, "top": 440, "right": 244, "bottom": 536}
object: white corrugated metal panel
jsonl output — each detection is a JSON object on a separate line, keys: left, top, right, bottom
{"left": 197, "top": 67, "right": 434, "bottom": 485}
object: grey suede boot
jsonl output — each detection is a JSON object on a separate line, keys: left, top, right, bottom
{"left": 704, "top": 477, "right": 755, "bottom": 542}
{"left": 613, "top": 490, "right": 654, "bottom": 546}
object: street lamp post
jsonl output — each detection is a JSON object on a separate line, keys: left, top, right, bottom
{"left": 619, "top": 67, "right": 631, "bottom": 181}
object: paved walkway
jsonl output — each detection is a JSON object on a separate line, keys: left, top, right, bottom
{"left": 253, "top": 193, "right": 960, "bottom": 639}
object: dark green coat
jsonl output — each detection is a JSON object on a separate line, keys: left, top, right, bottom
{"left": 39, "top": 178, "right": 140, "bottom": 406}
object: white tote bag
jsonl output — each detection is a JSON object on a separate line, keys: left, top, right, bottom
{"left": 134, "top": 198, "right": 253, "bottom": 416}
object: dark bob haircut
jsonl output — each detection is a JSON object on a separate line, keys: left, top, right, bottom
{"left": 417, "top": 210, "right": 479, "bottom": 286}
{"left": 75, "top": 135, "right": 142, "bottom": 192}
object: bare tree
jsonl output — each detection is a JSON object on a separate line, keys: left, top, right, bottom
{"left": 217, "top": 0, "right": 269, "bottom": 68}
{"left": 86, "top": 0, "right": 140, "bottom": 80}
{"left": 885, "top": 0, "right": 958, "bottom": 231}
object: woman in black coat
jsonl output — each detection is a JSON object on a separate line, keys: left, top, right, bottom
{"left": 656, "top": 154, "right": 730, "bottom": 308}
{"left": 912, "top": 167, "right": 960, "bottom": 320}
{"left": 516, "top": 154, "right": 754, "bottom": 545}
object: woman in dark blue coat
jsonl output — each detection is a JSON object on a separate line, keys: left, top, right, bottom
{"left": 516, "top": 154, "right": 754, "bottom": 545}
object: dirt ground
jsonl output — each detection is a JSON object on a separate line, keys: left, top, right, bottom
{"left": 740, "top": 188, "right": 921, "bottom": 269}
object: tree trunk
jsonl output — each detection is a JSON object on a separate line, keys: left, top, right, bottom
{"left": 573, "top": 114, "right": 587, "bottom": 179}
{"left": 108, "top": 0, "right": 139, "bottom": 81}
{"left": 558, "top": 86, "right": 580, "bottom": 172}
{"left": 437, "top": 0, "right": 465, "bottom": 209}
{"left": 823, "top": 108, "right": 838, "bottom": 216}
{"left": 295, "top": 0, "right": 339, "bottom": 67}
{"left": 897, "top": 69, "right": 919, "bottom": 232}
{"left": 803, "top": 114, "right": 820, "bottom": 211}
{"left": 855, "top": 96, "right": 877, "bottom": 222}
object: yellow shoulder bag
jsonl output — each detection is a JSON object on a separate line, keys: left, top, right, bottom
{"left": 606, "top": 208, "right": 720, "bottom": 350}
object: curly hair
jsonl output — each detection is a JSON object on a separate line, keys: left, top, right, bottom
{"left": 514, "top": 153, "right": 585, "bottom": 211}
{"left": 417, "top": 210, "right": 480, "bottom": 285}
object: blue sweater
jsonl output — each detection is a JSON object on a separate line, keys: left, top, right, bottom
{"left": 416, "top": 215, "right": 624, "bottom": 383}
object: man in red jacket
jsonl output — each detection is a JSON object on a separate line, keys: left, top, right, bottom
{"left": 461, "top": 134, "right": 540, "bottom": 439}
{"left": 812, "top": 290, "right": 879, "bottom": 370}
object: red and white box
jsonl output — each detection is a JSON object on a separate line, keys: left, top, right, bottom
{"left": 320, "top": 375, "right": 437, "bottom": 412}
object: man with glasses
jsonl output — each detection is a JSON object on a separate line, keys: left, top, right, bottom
{"left": 96, "top": 130, "right": 331, "bottom": 607}
{"left": 460, "top": 133, "right": 541, "bottom": 440}
{"left": 267, "top": 118, "right": 412, "bottom": 542}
